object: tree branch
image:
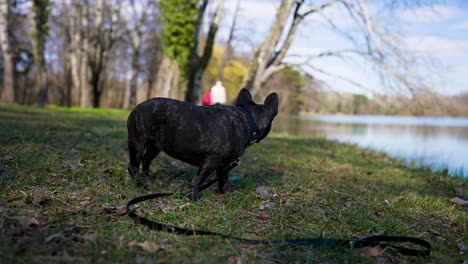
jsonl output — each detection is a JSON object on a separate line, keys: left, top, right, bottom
{"left": 267, "top": 0, "right": 337, "bottom": 67}
{"left": 300, "top": 64, "right": 370, "bottom": 92}
{"left": 199, "top": 0, "right": 222, "bottom": 71}
{"left": 300, "top": 0, "right": 337, "bottom": 17}
{"left": 285, "top": 49, "right": 367, "bottom": 65}
{"left": 341, "top": 0, "right": 383, "bottom": 59}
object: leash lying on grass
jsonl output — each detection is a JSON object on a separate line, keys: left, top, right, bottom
{"left": 126, "top": 178, "right": 431, "bottom": 257}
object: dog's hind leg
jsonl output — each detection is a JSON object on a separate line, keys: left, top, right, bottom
{"left": 142, "top": 141, "right": 160, "bottom": 180}
{"left": 128, "top": 137, "right": 145, "bottom": 186}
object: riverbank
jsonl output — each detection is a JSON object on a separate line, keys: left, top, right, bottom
{"left": 274, "top": 114, "right": 468, "bottom": 178}
{"left": 0, "top": 105, "right": 466, "bottom": 263}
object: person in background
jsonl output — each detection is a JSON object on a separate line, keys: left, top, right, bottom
{"left": 202, "top": 88, "right": 211, "bottom": 106}
{"left": 210, "top": 81, "right": 226, "bottom": 105}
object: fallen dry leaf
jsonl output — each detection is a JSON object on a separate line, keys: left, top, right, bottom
{"left": 453, "top": 186, "right": 468, "bottom": 197}
{"left": 130, "top": 240, "right": 162, "bottom": 253}
{"left": 281, "top": 196, "right": 291, "bottom": 206}
{"left": 427, "top": 229, "right": 441, "bottom": 236}
{"left": 450, "top": 197, "right": 468, "bottom": 205}
{"left": 116, "top": 205, "right": 128, "bottom": 215}
{"left": 158, "top": 200, "right": 178, "bottom": 214}
{"left": 2, "top": 154, "right": 13, "bottom": 161}
{"left": 178, "top": 203, "right": 191, "bottom": 210}
{"left": 255, "top": 186, "right": 277, "bottom": 200}
{"left": 71, "top": 200, "right": 91, "bottom": 213}
{"left": 72, "top": 234, "right": 97, "bottom": 246}
{"left": 103, "top": 205, "right": 127, "bottom": 215}
{"left": 362, "top": 246, "right": 386, "bottom": 257}
{"left": 227, "top": 255, "right": 242, "bottom": 264}
{"left": 258, "top": 212, "right": 270, "bottom": 220}
{"left": 259, "top": 201, "right": 274, "bottom": 211}
{"left": 18, "top": 216, "right": 40, "bottom": 227}
{"left": 33, "top": 187, "right": 46, "bottom": 204}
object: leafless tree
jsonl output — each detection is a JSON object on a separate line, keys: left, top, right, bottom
{"left": 184, "top": 0, "right": 223, "bottom": 103}
{"left": 88, "top": 0, "right": 122, "bottom": 107}
{"left": 69, "top": 0, "right": 83, "bottom": 106}
{"left": 0, "top": 0, "right": 15, "bottom": 103}
{"left": 143, "top": 29, "right": 162, "bottom": 100}
{"left": 216, "top": 0, "right": 239, "bottom": 82}
{"left": 31, "top": 0, "right": 51, "bottom": 107}
{"left": 127, "top": 0, "right": 153, "bottom": 108}
{"left": 241, "top": 0, "right": 434, "bottom": 99}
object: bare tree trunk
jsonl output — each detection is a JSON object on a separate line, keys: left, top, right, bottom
{"left": 144, "top": 33, "right": 161, "bottom": 100}
{"left": 155, "top": 56, "right": 179, "bottom": 98}
{"left": 70, "top": 0, "right": 82, "bottom": 106}
{"left": 89, "top": 0, "right": 122, "bottom": 108}
{"left": 128, "top": 48, "right": 140, "bottom": 108}
{"left": 0, "top": 0, "right": 14, "bottom": 103}
{"left": 80, "top": 0, "right": 91, "bottom": 108}
{"left": 242, "top": 0, "right": 294, "bottom": 98}
{"left": 90, "top": 0, "right": 104, "bottom": 108}
{"left": 64, "top": 52, "right": 72, "bottom": 106}
{"left": 217, "top": 0, "right": 239, "bottom": 81}
{"left": 31, "top": 0, "right": 50, "bottom": 107}
{"left": 127, "top": 0, "right": 149, "bottom": 108}
{"left": 146, "top": 79, "right": 153, "bottom": 99}
{"left": 185, "top": 0, "right": 222, "bottom": 104}
{"left": 60, "top": 0, "right": 72, "bottom": 107}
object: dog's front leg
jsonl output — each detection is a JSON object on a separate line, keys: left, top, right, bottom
{"left": 216, "top": 160, "right": 238, "bottom": 194}
{"left": 192, "top": 159, "right": 218, "bottom": 201}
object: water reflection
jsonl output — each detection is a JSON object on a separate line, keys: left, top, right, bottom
{"left": 273, "top": 115, "right": 468, "bottom": 177}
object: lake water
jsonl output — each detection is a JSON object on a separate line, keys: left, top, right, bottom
{"left": 273, "top": 115, "right": 468, "bottom": 178}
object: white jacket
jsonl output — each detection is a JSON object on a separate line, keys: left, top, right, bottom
{"left": 210, "top": 82, "right": 226, "bottom": 104}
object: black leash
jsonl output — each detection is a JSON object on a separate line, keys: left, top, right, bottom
{"left": 126, "top": 179, "right": 431, "bottom": 257}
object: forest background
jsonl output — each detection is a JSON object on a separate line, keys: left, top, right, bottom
{"left": 0, "top": 0, "right": 467, "bottom": 116}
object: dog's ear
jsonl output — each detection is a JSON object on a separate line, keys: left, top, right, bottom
{"left": 264, "top": 92, "right": 279, "bottom": 115}
{"left": 236, "top": 88, "right": 252, "bottom": 106}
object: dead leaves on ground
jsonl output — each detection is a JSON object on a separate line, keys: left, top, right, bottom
{"left": 2, "top": 154, "right": 14, "bottom": 161}
{"left": 103, "top": 205, "right": 128, "bottom": 215}
{"left": 17, "top": 216, "right": 41, "bottom": 228}
{"left": 129, "top": 238, "right": 168, "bottom": 253}
{"left": 362, "top": 246, "right": 386, "bottom": 257}
{"left": 70, "top": 200, "right": 91, "bottom": 213}
{"left": 254, "top": 186, "right": 291, "bottom": 211}
{"left": 156, "top": 199, "right": 191, "bottom": 214}
{"left": 1, "top": 190, "right": 100, "bottom": 257}
{"left": 450, "top": 196, "right": 468, "bottom": 211}
{"left": 33, "top": 187, "right": 47, "bottom": 205}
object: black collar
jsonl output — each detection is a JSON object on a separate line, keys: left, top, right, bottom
{"left": 236, "top": 105, "right": 260, "bottom": 146}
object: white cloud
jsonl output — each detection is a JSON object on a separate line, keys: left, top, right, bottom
{"left": 400, "top": 5, "right": 459, "bottom": 24}
{"left": 404, "top": 36, "right": 468, "bottom": 57}
{"left": 452, "top": 21, "right": 468, "bottom": 30}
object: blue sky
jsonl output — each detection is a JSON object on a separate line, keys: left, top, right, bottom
{"left": 216, "top": 0, "right": 468, "bottom": 96}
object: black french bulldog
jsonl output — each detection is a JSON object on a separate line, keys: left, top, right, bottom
{"left": 127, "top": 89, "right": 279, "bottom": 201}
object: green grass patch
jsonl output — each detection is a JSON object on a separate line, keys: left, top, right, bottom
{"left": 0, "top": 105, "right": 466, "bottom": 263}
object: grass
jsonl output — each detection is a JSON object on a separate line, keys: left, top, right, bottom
{"left": 0, "top": 104, "right": 466, "bottom": 263}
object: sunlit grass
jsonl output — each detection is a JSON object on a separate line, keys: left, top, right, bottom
{"left": 0, "top": 104, "right": 466, "bottom": 263}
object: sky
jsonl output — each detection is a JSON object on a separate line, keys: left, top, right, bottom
{"left": 214, "top": 0, "right": 468, "bottom": 97}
